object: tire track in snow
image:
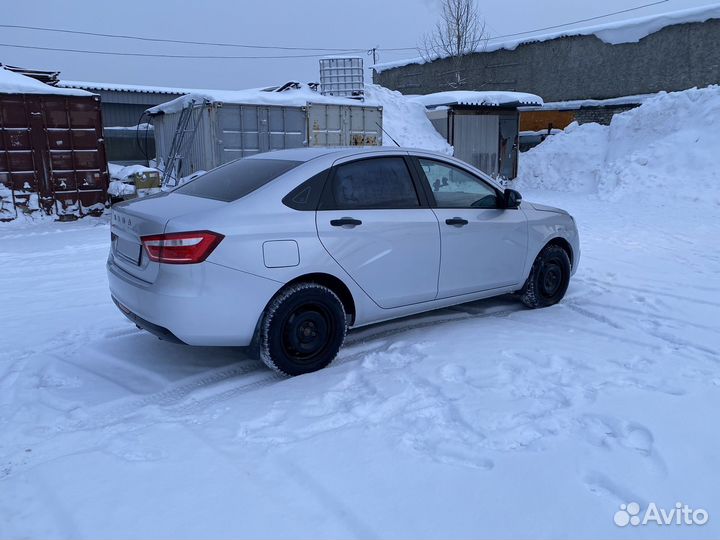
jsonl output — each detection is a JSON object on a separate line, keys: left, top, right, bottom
{"left": 583, "top": 277, "right": 720, "bottom": 308}
{"left": 0, "top": 361, "right": 277, "bottom": 480}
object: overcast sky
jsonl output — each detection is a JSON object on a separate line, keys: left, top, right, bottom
{"left": 1, "top": 0, "right": 717, "bottom": 90}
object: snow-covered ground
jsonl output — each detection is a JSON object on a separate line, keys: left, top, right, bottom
{"left": 1, "top": 87, "right": 719, "bottom": 538}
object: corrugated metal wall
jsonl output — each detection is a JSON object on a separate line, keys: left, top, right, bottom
{"left": 451, "top": 113, "right": 500, "bottom": 177}
{"left": 0, "top": 94, "right": 109, "bottom": 220}
{"left": 153, "top": 101, "right": 383, "bottom": 180}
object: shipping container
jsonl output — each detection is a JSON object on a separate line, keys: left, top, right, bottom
{"left": 151, "top": 98, "right": 382, "bottom": 182}
{"left": 0, "top": 93, "right": 109, "bottom": 220}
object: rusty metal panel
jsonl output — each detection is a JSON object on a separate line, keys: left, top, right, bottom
{"left": 0, "top": 93, "right": 109, "bottom": 220}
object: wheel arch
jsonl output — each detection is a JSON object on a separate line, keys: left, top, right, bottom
{"left": 281, "top": 272, "right": 357, "bottom": 325}
{"left": 544, "top": 236, "right": 574, "bottom": 268}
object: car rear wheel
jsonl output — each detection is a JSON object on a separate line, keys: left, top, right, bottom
{"left": 520, "top": 244, "right": 571, "bottom": 308}
{"left": 258, "top": 283, "right": 347, "bottom": 376}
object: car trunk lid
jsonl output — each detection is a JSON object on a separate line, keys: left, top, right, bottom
{"left": 110, "top": 193, "right": 227, "bottom": 283}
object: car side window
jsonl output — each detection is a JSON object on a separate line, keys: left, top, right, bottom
{"left": 419, "top": 159, "right": 499, "bottom": 209}
{"left": 282, "top": 169, "right": 329, "bottom": 211}
{"left": 326, "top": 157, "right": 420, "bottom": 210}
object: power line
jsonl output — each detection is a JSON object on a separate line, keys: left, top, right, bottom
{"left": 0, "top": 0, "right": 673, "bottom": 61}
{"left": 0, "top": 23, "right": 367, "bottom": 52}
{"left": 485, "top": 0, "right": 670, "bottom": 40}
{"left": 0, "top": 42, "right": 361, "bottom": 59}
{"left": 378, "top": 0, "right": 671, "bottom": 52}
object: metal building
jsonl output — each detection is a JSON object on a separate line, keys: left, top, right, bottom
{"left": 0, "top": 68, "right": 109, "bottom": 221}
{"left": 58, "top": 81, "right": 193, "bottom": 165}
{"left": 148, "top": 84, "right": 383, "bottom": 183}
{"left": 374, "top": 6, "right": 720, "bottom": 102}
{"left": 413, "top": 91, "right": 543, "bottom": 180}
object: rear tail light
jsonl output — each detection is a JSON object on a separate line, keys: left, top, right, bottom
{"left": 141, "top": 231, "right": 224, "bottom": 264}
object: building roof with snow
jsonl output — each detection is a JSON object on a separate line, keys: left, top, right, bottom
{"left": 0, "top": 67, "right": 94, "bottom": 97}
{"left": 58, "top": 80, "right": 210, "bottom": 95}
{"left": 412, "top": 91, "right": 543, "bottom": 109}
{"left": 373, "top": 3, "right": 720, "bottom": 73}
{"left": 146, "top": 83, "right": 380, "bottom": 115}
{"left": 374, "top": 4, "right": 720, "bottom": 105}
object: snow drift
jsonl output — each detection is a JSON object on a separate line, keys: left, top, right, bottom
{"left": 516, "top": 85, "right": 720, "bottom": 204}
{"left": 364, "top": 84, "right": 452, "bottom": 154}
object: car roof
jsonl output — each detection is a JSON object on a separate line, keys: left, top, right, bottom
{"left": 247, "top": 146, "right": 505, "bottom": 191}
{"left": 247, "top": 146, "right": 415, "bottom": 163}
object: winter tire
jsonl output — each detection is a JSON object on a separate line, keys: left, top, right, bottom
{"left": 520, "top": 244, "right": 571, "bottom": 309}
{"left": 258, "top": 283, "right": 347, "bottom": 376}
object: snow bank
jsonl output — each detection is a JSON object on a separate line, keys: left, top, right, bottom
{"left": 364, "top": 84, "right": 453, "bottom": 154}
{"left": 516, "top": 85, "right": 720, "bottom": 203}
{"left": 373, "top": 3, "right": 720, "bottom": 72}
{"left": 0, "top": 68, "right": 93, "bottom": 96}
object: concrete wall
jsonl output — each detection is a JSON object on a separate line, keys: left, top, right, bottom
{"left": 374, "top": 19, "right": 720, "bottom": 102}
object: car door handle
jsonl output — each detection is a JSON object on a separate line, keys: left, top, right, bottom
{"left": 445, "top": 217, "right": 469, "bottom": 226}
{"left": 330, "top": 217, "right": 362, "bottom": 227}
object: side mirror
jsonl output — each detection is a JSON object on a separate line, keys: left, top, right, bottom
{"left": 504, "top": 188, "right": 522, "bottom": 209}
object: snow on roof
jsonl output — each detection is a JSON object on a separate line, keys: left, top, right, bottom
{"left": 373, "top": 3, "right": 720, "bottom": 73}
{"left": 147, "top": 83, "right": 380, "bottom": 115}
{"left": 58, "top": 80, "right": 204, "bottom": 95}
{"left": 0, "top": 68, "right": 94, "bottom": 97}
{"left": 412, "top": 91, "right": 543, "bottom": 109}
{"left": 535, "top": 92, "right": 661, "bottom": 111}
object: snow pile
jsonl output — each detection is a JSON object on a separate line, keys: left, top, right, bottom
{"left": 373, "top": 3, "right": 720, "bottom": 72}
{"left": 108, "top": 163, "right": 158, "bottom": 181}
{"left": 107, "top": 181, "right": 136, "bottom": 198}
{"left": 364, "top": 84, "right": 453, "bottom": 154}
{"left": 108, "top": 163, "right": 161, "bottom": 198}
{"left": 516, "top": 86, "right": 720, "bottom": 203}
{"left": 0, "top": 67, "right": 93, "bottom": 96}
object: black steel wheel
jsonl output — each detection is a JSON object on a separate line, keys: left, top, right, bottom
{"left": 520, "top": 244, "right": 571, "bottom": 308}
{"left": 258, "top": 283, "right": 347, "bottom": 376}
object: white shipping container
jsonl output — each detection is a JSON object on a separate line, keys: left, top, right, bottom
{"left": 151, "top": 100, "right": 382, "bottom": 180}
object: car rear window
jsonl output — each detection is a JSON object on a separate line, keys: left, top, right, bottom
{"left": 174, "top": 158, "right": 301, "bottom": 202}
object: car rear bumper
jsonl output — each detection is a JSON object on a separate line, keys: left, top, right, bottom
{"left": 107, "top": 254, "right": 282, "bottom": 346}
{"left": 112, "top": 296, "right": 185, "bottom": 344}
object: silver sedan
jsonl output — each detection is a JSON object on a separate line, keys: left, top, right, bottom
{"left": 108, "top": 147, "right": 579, "bottom": 375}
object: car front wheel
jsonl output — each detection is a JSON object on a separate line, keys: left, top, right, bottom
{"left": 258, "top": 283, "right": 347, "bottom": 376}
{"left": 520, "top": 244, "right": 571, "bottom": 308}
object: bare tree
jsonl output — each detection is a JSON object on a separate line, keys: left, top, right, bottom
{"left": 420, "top": 0, "right": 487, "bottom": 87}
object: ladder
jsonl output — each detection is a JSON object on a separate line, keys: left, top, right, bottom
{"left": 163, "top": 100, "right": 202, "bottom": 187}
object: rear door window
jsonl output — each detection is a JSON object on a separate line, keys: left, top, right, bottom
{"left": 174, "top": 158, "right": 301, "bottom": 202}
{"left": 324, "top": 157, "right": 420, "bottom": 210}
